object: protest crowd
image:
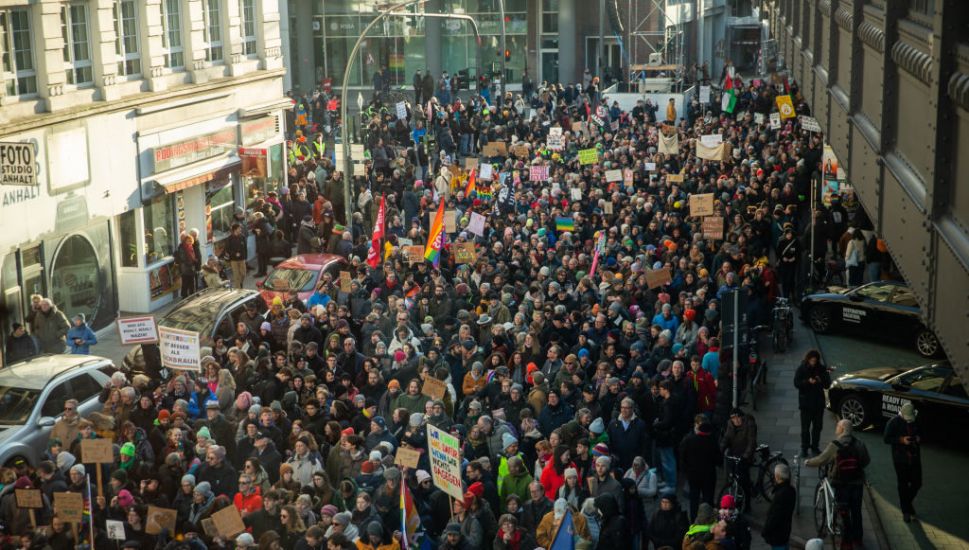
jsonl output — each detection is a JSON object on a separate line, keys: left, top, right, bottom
{"left": 1, "top": 67, "right": 880, "bottom": 550}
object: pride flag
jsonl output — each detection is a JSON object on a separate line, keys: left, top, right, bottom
{"left": 477, "top": 185, "right": 493, "bottom": 200}
{"left": 424, "top": 199, "right": 446, "bottom": 266}
{"left": 401, "top": 479, "right": 423, "bottom": 549}
{"left": 366, "top": 194, "right": 386, "bottom": 268}
{"left": 555, "top": 217, "right": 575, "bottom": 232}
{"left": 464, "top": 169, "right": 477, "bottom": 197}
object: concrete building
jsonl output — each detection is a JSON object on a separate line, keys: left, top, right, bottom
{"left": 0, "top": 0, "right": 289, "bottom": 362}
{"left": 762, "top": 0, "right": 969, "bottom": 387}
{"left": 284, "top": 0, "right": 664, "bottom": 94}
{"left": 665, "top": 0, "right": 769, "bottom": 82}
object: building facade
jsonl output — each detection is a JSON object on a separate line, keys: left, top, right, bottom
{"left": 284, "top": 0, "right": 664, "bottom": 94}
{"left": 0, "top": 0, "right": 289, "bottom": 362}
{"left": 763, "top": 0, "right": 969, "bottom": 387}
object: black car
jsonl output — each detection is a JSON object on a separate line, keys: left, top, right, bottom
{"left": 800, "top": 281, "right": 942, "bottom": 357}
{"left": 827, "top": 362, "right": 969, "bottom": 430}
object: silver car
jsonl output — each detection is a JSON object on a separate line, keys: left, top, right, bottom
{"left": 0, "top": 354, "right": 114, "bottom": 467}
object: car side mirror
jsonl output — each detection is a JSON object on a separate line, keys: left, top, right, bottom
{"left": 37, "top": 416, "right": 56, "bottom": 428}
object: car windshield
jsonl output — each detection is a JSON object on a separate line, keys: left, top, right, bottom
{"left": 0, "top": 386, "right": 40, "bottom": 424}
{"left": 853, "top": 283, "right": 894, "bottom": 302}
{"left": 263, "top": 268, "right": 316, "bottom": 292}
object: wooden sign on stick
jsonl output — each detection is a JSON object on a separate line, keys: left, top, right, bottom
{"left": 689, "top": 194, "right": 715, "bottom": 217}
{"left": 645, "top": 267, "right": 672, "bottom": 289}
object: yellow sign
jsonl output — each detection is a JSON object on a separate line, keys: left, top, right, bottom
{"left": 578, "top": 148, "right": 599, "bottom": 165}
{"left": 776, "top": 95, "right": 796, "bottom": 119}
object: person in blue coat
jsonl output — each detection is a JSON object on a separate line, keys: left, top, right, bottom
{"left": 66, "top": 314, "right": 97, "bottom": 354}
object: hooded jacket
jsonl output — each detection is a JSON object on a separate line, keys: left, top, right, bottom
{"left": 33, "top": 304, "right": 70, "bottom": 353}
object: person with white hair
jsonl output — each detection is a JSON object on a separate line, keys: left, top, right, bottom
{"left": 762, "top": 462, "right": 796, "bottom": 549}
{"left": 805, "top": 419, "right": 871, "bottom": 548}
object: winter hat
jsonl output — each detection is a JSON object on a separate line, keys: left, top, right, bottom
{"left": 235, "top": 391, "right": 253, "bottom": 411}
{"left": 70, "top": 464, "right": 85, "bottom": 476}
{"left": 13, "top": 476, "right": 31, "bottom": 489}
{"left": 384, "top": 467, "right": 401, "bottom": 481}
{"left": 591, "top": 443, "right": 610, "bottom": 457}
{"left": 589, "top": 417, "right": 605, "bottom": 435}
{"left": 236, "top": 533, "right": 256, "bottom": 548}
{"left": 695, "top": 502, "right": 716, "bottom": 524}
{"left": 332, "top": 512, "right": 352, "bottom": 526}
{"left": 157, "top": 409, "right": 171, "bottom": 422}
{"left": 416, "top": 470, "right": 432, "bottom": 484}
{"left": 117, "top": 489, "right": 135, "bottom": 508}
{"left": 181, "top": 474, "right": 196, "bottom": 487}
{"left": 248, "top": 404, "right": 262, "bottom": 416}
{"left": 720, "top": 494, "right": 736, "bottom": 510}
{"left": 120, "top": 442, "right": 136, "bottom": 457}
{"left": 388, "top": 380, "right": 401, "bottom": 390}
{"left": 56, "top": 452, "right": 76, "bottom": 472}
{"left": 805, "top": 539, "right": 825, "bottom": 550}
{"left": 367, "top": 521, "right": 383, "bottom": 537}
{"left": 260, "top": 321, "right": 272, "bottom": 331}
{"left": 320, "top": 504, "right": 339, "bottom": 517}
{"left": 111, "top": 470, "right": 128, "bottom": 483}
{"left": 194, "top": 481, "right": 213, "bottom": 499}
{"left": 553, "top": 498, "right": 568, "bottom": 519}
{"left": 360, "top": 461, "right": 375, "bottom": 474}
{"left": 369, "top": 450, "right": 383, "bottom": 462}
{"left": 409, "top": 413, "right": 424, "bottom": 427}
{"left": 502, "top": 433, "right": 518, "bottom": 449}
{"left": 372, "top": 416, "right": 387, "bottom": 430}
{"left": 210, "top": 445, "right": 226, "bottom": 460}
{"left": 564, "top": 468, "right": 578, "bottom": 479}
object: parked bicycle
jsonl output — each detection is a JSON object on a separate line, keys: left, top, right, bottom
{"left": 793, "top": 451, "right": 802, "bottom": 517}
{"left": 719, "top": 443, "right": 788, "bottom": 510}
{"left": 813, "top": 463, "right": 846, "bottom": 548}
{"left": 747, "top": 327, "right": 768, "bottom": 410}
{"left": 772, "top": 297, "right": 794, "bottom": 352}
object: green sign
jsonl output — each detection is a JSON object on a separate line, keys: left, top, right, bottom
{"left": 578, "top": 148, "right": 599, "bottom": 165}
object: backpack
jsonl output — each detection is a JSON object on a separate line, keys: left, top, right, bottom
{"left": 833, "top": 439, "right": 863, "bottom": 482}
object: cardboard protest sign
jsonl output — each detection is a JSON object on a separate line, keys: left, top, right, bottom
{"left": 81, "top": 439, "right": 114, "bottom": 464}
{"left": 578, "top": 148, "right": 599, "bottom": 165}
{"left": 339, "top": 271, "right": 353, "bottom": 293}
{"left": 689, "top": 194, "right": 715, "bottom": 217}
{"left": 605, "top": 169, "right": 623, "bottom": 182}
{"left": 146, "top": 506, "right": 177, "bottom": 535}
{"left": 427, "top": 424, "right": 464, "bottom": 500}
{"left": 467, "top": 212, "right": 486, "bottom": 236}
{"left": 482, "top": 141, "right": 507, "bottom": 157}
{"left": 702, "top": 216, "right": 724, "bottom": 240}
{"left": 106, "top": 520, "right": 126, "bottom": 540}
{"left": 603, "top": 201, "right": 614, "bottom": 214}
{"left": 464, "top": 157, "right": 479, "bottom": 170}
{"left": 211, "top": 505, "right": 246, "bottom": 538}
{"left": 421, "top": 376, "right": 447, "bottom": 400}
{"left": 667, "top": 173, "right": 685, "bottom": 183}
{"left": 799, "top": 115, "right": 821, "bottom": 132}
{"left": 118, "top": 316, "right": 158, "bottom": 344}
{"left": 645, "top": 267, "right": 672, "bottom": 289}
{"left": 444, "top": 210, "right": 457, "bottom": 233}
{"left": 769, "top": 112, "right": 781, "bottom": 130}
{"left": 159, "top": 326, "right": 202, "bottom": 371}
{"left": 395, "top": 447, "right": 421, "bottom": 469}
{"left": 15, "top": 489, "right": 42, "bottom": 509}
{"left": 353, "top": 163, "right": 367, "bottom": 177}
{"left": 54, "top": 493, "right": 83, "bottom": 522}
{"left": 404, "top": 246, "right": 424, "bottom": 264}
{"left": 201, "top": 518, "right": 219, "bottom": 538}
{"left": 695, "top": 141, "right": 731, "bottom": 161}
{"left": 453, "top": 242, "right": 476, "bottom": 264}
{"left": 510, "top": 142, "right": 530, "bottom": 159}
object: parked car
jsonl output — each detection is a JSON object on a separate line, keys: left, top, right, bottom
{"left": 0, "top": 354, "right": 114, "bottom": 467}
{"left": 257, "top": 253, "right": 347, "bottom": 305}
{"left": 123, "top": 288, "right": 267, "bottom": 377}
{"left": 800, "top": 280, "right": 943, "bottom": 357}
{"left": 827, "top": 362, "right": 968, "bottom": 431}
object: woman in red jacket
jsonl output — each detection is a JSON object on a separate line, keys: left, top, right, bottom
{"left": 539, "top": 445, "right": 576, "bottom": 500}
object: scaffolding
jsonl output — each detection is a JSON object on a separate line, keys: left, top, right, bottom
{"left": 626, "top": 0, "right": 685, "bottom": 71}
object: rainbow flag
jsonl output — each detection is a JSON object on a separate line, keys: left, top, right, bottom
{"left": 401, "top": 480, "right": 423, "bottom": 549}
{"left": 425, "top": 199, "right": 446, "bottom": 266}
{"left": 555, "top": 217, "right": 575, "bottom": 232}
{"left": 478, "top": 185, "right": 493, "bottom": 200}
{"left": 464, "top": 169, "right": 477, "bottom": 197}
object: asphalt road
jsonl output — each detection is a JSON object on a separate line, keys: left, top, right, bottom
{"left": 815, "top": 333, "right": 969, "bottom": 548}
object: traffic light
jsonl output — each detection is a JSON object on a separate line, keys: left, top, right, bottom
{"left": 504, "top": 49, "right": 511, "bottom": 62}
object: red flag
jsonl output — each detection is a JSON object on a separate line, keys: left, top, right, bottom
{"left": 366, "top": 194, "right": 386, "bottom": 268}
{"left": 464, "top": 169, "right": 477, "bottom": 197}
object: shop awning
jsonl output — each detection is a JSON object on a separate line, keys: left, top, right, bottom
{"left": 149, "top": 154, "right": 240, "bottom": 194}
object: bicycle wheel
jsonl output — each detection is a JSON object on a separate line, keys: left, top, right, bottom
{"left": 718, "top": 480, "right": 747, "bottom": 513}
{"left": 830, "top": 505, "right": 848, "bottom": 549}
{"left": 757, "top": 457, "right": 788, "bottom": 503}
{"left": 813, "top": 483, "right": 828, "bottom": 537}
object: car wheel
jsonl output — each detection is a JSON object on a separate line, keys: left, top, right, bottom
{"left": 837, "top": 395, "right": 869, "bottom": 429}
{"left": 915, "top": 329, "right": 941, "bottom": 358}
{"left": 808, "top": 306, "right": 831, "bottom": 333}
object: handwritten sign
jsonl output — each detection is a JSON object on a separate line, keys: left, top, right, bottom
{"left": 395, "top": 101, "right": 407, "bottom": 120}
{"left": 623, "top": 168, "right": 634, "bottom": 187}
{"left": 479, "top": 163, "right": 494, "bottom": 181}
{"left": 570, "top": 188, "right": 583, "bottom": 200}
{"left": 689, "top": 193, "right": 715, "bottom": 217}
{"left": 467, "top": 212, "right": 486, "bottom": 237}
{"left": 754, "top": 113, "right": 765, "bottom": 125}
{"left": 700, "top": 134, "right": 723, "bottom": 148}
{"left": 644, "top": 162, "right": 657, "bottom": 172}
{"left": 81, "top": 438, "right": 114, "bottom": 464}
{"left": 453, "top": 242, "right": 476, "bottom": 264}
{"left": 769, "top": 112, "right": 781, "bottom": 130}
{"left": 702, "top": 216, "right": 724, "bottom": 240}
{"left": 54, "top": 492, "right": 83, "bottom": 522}
{"left": 404, "top": 245, "right": 424, "bottom": 264}
{"left": 529, "top": 165, "right": 548, "bottom": 182}
{"left": 15, "top": 489, "right": 42, "bottom": 509}
{"left": 395, "top": 447, "right": 421, "bottom": 469}
{"left": 427, "top": 424, "right": 464, "bottom": 500}
{"left": 799, "top": 115, "right": 821, "bottom": 132}
{"left": 464, "top": 157, "right": 478, "bottom": 170}
{"left": 645, "top": 267, "right": 672, "bottom": 289}
{"left": 604, "top": 169, "right": 622, "bottom": 182}
{"left": 106, "top": 519, "right": 126, "bottom": 540}
{"left": 667, "top": 173, "right": 684, "bottom": 183}
{"left": 118, "top": 316, "right": 158, "bottom": 345}
{"left": 444, "top": 210, "right": 457, "bottom": 233}
{"left": 159, "top": 326, "right": 202, "bottom": 371}
{"left": 547, "top": 127, "right": 564, "bottom": 150}
{"left": 699, "top": 85, "right": 711, "bottom": 104}
{"left": 339, "top": 271, "right": 352, "bottom": 293}
{"left": 421, "top": 376, "right": 447, "bottom": 400}
{"left": 482, "top": 141, "right": 507, "bottom": 157}
{"left": 603, "top": 201, "right": 614, "bottom": 214}
{"left": 211, "top": 505, "right": 246, "bottom": 538}
{"left": 578, "top": 148, "right": 599, "bottom": 165}
{"left": 146, "top": 506, "right": 178, "bottom": 535}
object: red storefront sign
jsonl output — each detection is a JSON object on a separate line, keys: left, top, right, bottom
{"left": 153, "top": 128, "right": 237, "bottom": 173}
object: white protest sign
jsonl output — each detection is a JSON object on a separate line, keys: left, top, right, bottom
{"left": 700, "top": 134, "right": 723, "bottom": 148}
{"left": 118, "top": 316, "right": 159, "bottom": 344}
{"left": 699, "top": 86, "right": 711, "bottom": 104}
{"left": 106, "top": 520, "right": 126, "bottom": 540}
{"left": 769, "top": 112, "right": 781, "bottom": 130}
{"left": 427, "top": 424, "right": 464, "bottom": 501}
{"left": 605, "top": 169, "right": 623, "bottom": 182}
{"left": 467, "top": 212, "right": 486, "bottom": 236}
{"left": 754, "top": 113, "right": 765, "bottom": 125}
{"left": 547, "top": 127, "right": 564, "bottom": 150}
{"left": 799, "top": 115, "right": 821, "bottom": 132}
{"left": 395, "top": 101, "right": 407, "bottom": 120}
{"left": 644, "top": 162, "right": 657, "bottom": 171}
{"left": 158, "top": 326, "right": 202, "bottom": 372}
{"left": 570, "top": 187, "right": 583, "bottom": 200}
{"left": 479, "top": 163, "right": 494, "bottom": 181}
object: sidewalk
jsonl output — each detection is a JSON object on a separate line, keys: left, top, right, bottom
{"left": 743, "top": 320, "right": 886, "bottom": 549}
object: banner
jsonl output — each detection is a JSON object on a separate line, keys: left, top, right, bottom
{"left": 695, "top": 141, "right": 731, "bottom": 161}
{"left": 578, "top": 148, "right": 599, "bottom": 165}
{"left": 426, "top": 424, "right": 464, "bottom": 501}
{"left": 367, "top": 194, "right": 386, "bottom": 268}
{"left": 776, "top": 95, "right": 796, "bottom": 119}
{"left": 529, "top": 165, "right": 549, "bottom": 182}
{"left": 658, "top": 130, "right": 679, "bottom": 155}
{"left": 689, "top": 193, "right": 716, "bottom": 217}
{"left": 799, "top": 115, "right": 821, "bottom": 132}
{"left": 117, "top": 316, "right": 158, "bottom": 345}
{"left": 158, "top": 326, "right": 202, "bottom": 371}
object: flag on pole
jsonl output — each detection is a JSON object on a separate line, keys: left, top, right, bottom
{"left": 549, "top": 509, "right": 577, "bottom": 550}
{"left": 366, "top": 194, "right": 386, "bottom": 268}
{"left": 555, "top": 217, "right": 575, "bottom": 232}
{"left": 425, "top": 199, "right": 446, "bottom": 266}
{"left": 590, "top": 231, "right": 606, "bottom": 278}
{"left": 464, "top": 168, "right": 477, "bottom": 197}
{"left": 401, "top": 479, "right": 423, "bottom": 549}
{"left": 722, "top": 89, "right": 737, "bottom": 114}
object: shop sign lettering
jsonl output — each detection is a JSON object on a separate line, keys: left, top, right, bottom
{"left": 842, "top": 307, "right": 866, "bottom": 323}
{"left": 153, "top": 128, "right": 237, "bottom": 173}
{"left": 0, "top": 142, "right": 39, "bottom": 186}
{"left": 2, "top": 185, "right": 40, "bottom": 207}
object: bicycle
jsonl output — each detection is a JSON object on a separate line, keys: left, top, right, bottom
{"left": 793, "top": 451, "right": 802, "bottom": 516}
{"left": 747, "top": 327, "right": 768, "bottom": 410}
{"left": 771, "top": 297, "right": 794, "bottom": 353}
{"left": 719, "top": 444, "right": 787, "bottom": 509}
{"left": 813, "top": 464, "right": 846, "bottom": 548}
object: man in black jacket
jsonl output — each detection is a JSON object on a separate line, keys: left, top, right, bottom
{"left": 196, "top": 445, "right": 237, "bottom": 498}
{"left": 884, "top": 402, "right": 922, "bottom": 522}
{"left": 793, "top": 349, "right": 831, "bottom": 456}
{"left": 653, "top": 380, "right": 682, "bottom": 491}
{"left": 244, "top": 489, "right": 283, "bottom": 534}
{"left": 679, "top": 416, "right": 720, "bottom": 519}
{"left": 606, "top": 397, "right": 648, "bottom": 470}
{"left": 762, "top": 463, "right": 796, "bottom": 548}
{"left": 225, "top": 223, "right": 248, "bottom": 288}
{"left": 521, "top": 481, "right": 552, "bottom": 532}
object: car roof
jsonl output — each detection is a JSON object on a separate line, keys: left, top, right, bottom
{"left": 161, "top": 288, "right": 262, "bottom": 332}
{"left": 0, "top": 354, "right": 112, "bottom": 390}
{"left": 276, "top": 254, "right": 345, "bottom": 271}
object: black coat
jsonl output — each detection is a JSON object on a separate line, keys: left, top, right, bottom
{"left": 883, "top": 415, "right": 922, "bottom": 466}
{"left": 793, "top": 361, "right": 831, "bottom": 411}
{"left": 196, "top": 462, "right": 238, "bottom": 498}
{"left": 5, "top": 332, "right": 38, "bottom": 363}
{"left": 647, "top": 506, "right": 688, "bottom": 549}
{"left": 678, "top": 429, "right": 720, "bottom": 483}
{"left": 762, "top": 481, "right": 796, "bottom": 545}
{"left": 606, "top": 415, "right": 649, "bottom": 470}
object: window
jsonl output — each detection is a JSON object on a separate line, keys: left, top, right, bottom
{"left": 891, "top": 288, "right": 919, "bottom": 308}
{"left": 119, "top": 210, "right": 139, "bottom": 267}
{"left": 144, "top": 195, "right": 175, "bottom": 264}
{"left": 854, "top": 283, "right": 893, "bottom": 302}
{"left": 41, "top": 383, "right": 70, "bottom": 418}
{"left": 0, "top": 8, "right": 37, "bottom": 97}
{"left": 203, "top": 0, "right": 224, "bottom": 63}
{"left": 239, "top": 0, "right": 257, "bottom": 57}
{"left": 896, "top": 366, "right": 951, "bottom": 393}
{"left": 206, "top": 180, "right": 235, "bottom": 243}
{"left": 69, "top": 374, "right": 103, "bottom": 403}
{"left": 61, "top": 4, "right": 93, "bottom": 86}
{"left": 113, "top": 0, "right": 141, "bottom": 77}
{"left": 161, "top": 0, "right": 184, "bottom": 69}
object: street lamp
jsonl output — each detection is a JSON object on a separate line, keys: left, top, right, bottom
{"left": 339, "top": 1, "right": 481, "bottom": 231}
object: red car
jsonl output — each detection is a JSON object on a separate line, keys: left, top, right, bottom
{"left": 257, "top": 254, "right": 348, "bottom": 304}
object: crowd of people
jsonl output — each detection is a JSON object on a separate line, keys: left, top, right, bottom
{"left": 0, "top": 65, "right": 892, "bottom": 550}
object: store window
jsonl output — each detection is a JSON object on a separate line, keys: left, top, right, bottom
{"left": 206, "top": 179, "right": 236, "bottom": 244}
{"left": 118, "top": 210, "right": 139, "bottom": 267}
{"left": 144, "top": 195, "right": 175, "bottom": 264}
{"left": 50, "top": 234, "right": 102, "bottom": 326}
{"left": 0, "top": 8, "right": 38, "bottom": 97}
